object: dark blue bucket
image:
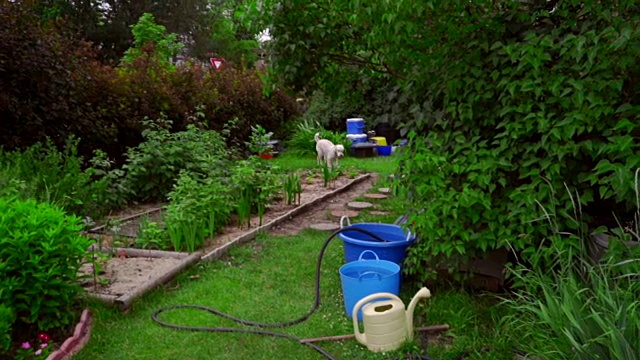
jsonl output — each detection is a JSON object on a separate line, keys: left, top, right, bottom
{"left": 339, "top": 217, "right": 416, "bottom": 265}
{"left": 346, "top": 118, "right": 365, "bottom": 134}
{"left": 339, "top": 250, "right": 400, "bottom": 320}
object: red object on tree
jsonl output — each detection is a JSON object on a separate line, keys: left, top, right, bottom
{"left": 210, "top": 58, "right": 225, "bottom": 71}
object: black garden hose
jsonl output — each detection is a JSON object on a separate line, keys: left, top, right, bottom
{"left": 152, "top": 227, "right": 434, "bottom": 360}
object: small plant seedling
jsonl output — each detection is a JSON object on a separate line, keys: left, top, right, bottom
{"left": 283, "top": 173, "right": 302, "bottom": 205}
{"left": 135, "top": 216, "right": 167, "bottom": 249}
{"left": 322, "top": 165, "right": 331, "bottom": 188}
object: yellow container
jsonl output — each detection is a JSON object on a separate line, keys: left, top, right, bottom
{"left": 370, "top": 137, "right": 387, "bottom": 146}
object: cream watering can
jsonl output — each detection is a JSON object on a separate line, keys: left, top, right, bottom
{"left": 352, "top": 287, "right": 431, "bottom": 352}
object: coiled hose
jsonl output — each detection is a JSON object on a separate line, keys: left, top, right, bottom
{"left": 151, "top": 227, "right": 435, "bottom": 360}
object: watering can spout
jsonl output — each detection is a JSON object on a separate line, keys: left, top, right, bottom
{"left": 405, "top": 287, "right": 431, "bottom": 341}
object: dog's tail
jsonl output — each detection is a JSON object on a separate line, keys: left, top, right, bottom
{"left": 314, "top": 132, "right": 321, "bottom": 143}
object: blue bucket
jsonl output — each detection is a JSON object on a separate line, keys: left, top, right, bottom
{"left": 346, "top": 118, "right": 365, "bottom": 134}
{"left": 339, "top": 250, "right": 400, "bottom": 320}
{"left": 377, "top": 145, "right": 392, "bottom": 156}
{"left": 339, "top": 217, "right": 416, "bottom": 265}
{"left": 346, "top": 134, "right": 368, "bottom": 144}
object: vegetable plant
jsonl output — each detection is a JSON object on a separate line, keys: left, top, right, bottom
{"left": 282, "top": 173, "right": 302, "bottom": 205}
{"left": 164, "top": 172, "right": 234, "bottom": 252}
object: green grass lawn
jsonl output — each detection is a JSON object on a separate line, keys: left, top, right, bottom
{"left": 75, "top": 153, "right": 542, "bottom": 360}
{"left": 271, "top": 151, "right": 399, "bottom": 180}
{"left": 76, "top": 229, "right": 523, "bottom": 360}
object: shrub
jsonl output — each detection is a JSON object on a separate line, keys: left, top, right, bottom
{"left": 0, "top": 3, "right": 119, "bottom": 156}
{"left": 116, "top": 118, "right": 233, "bottom": 203}
{"left": 0, "top": 138, "right": 112, "bottom": 218}
{"left": 0, "top": 3, "right": 301, "bottom": 163}
{"left": 0, "top": 305, "right": 14, "bottom": 353}
{"left": 0, "top": 197, "right": 93, "bottom": 337}
{"left": 397, "top": 2, "right": 640, "bottom": 282}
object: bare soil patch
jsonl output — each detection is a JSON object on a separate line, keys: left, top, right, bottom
{"left": 79, "top": 255, "right": 182, "bottom": 297}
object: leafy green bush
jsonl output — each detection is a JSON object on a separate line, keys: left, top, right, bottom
{"left": 1, "top": 3, "right": 300, "bottom": 163}
{"left": 0, "top": 197, "right": 92, "bottom": 337}
{"left": 0, "top": 138, "right": 111, "bottom": 217}
{"left": 117, "top": 119, "right": 233, "bottom": 203}
{"left": 0, "top": 304, "right": 14, "bottom": 353}
{"left": 230, "top": 157, "right": 281, "bottom": 228}
{"left": 120, "top": 13, "right": 184, "bottom": 68}
{"left": 286, "top": 119, "right": 350, "bottom": 156}
{"left": 164, "top": 172, "right": 234, "bottom": 252}
{"left": 395, "top": 2, "right": 640, "bottom": 282}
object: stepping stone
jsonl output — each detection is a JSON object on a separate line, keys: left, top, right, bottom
{"left": 378, "top": 187, "right": 391, "bottom": 194}
{"left": 331, "top": 210, "right": 360, "bottom": 219}
{"left": 347, "top": 201, "right": 374, "bottom": 210}
{"left": 308, "top": 222, "right": 340, "bottom": 232}
{"left": 369, "top": 211, "right": 390, "bottom": 216}
{"left": 364, "top": 193, "right": 388, "bottom": 200}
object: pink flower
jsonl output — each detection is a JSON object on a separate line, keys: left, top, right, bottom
{"left": 40, "top": 343, "right": 48, "bottom": 348}
{"left": 37, "top": 333, "right": 51, "bottom": 343}
{"left": 35, "top": 349, "right": 42, "bottom": 356}
{"left": 21, "top": 342, "right": 31, "bottom": 349}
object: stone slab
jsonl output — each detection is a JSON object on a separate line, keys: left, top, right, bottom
{"left": 308, "top": 223, "right": 340, "bottom": 231}
{"left": 347, "top": 201, "right": 374, "bottom": 210}
{"left": 364, "top": 193, "right": 388, "bottom": 200}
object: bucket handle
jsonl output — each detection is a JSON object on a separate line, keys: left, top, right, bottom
{"left": 357, "top": 271, "right": 382, "bottom": 281}
{"left": 358, "top": 250, "right": 380, "bottom": 261}
{"left": 406, "top": 230, "right": 413, "bottom": 242}
{"left": 340, "top": 216, "right": 352, "bottom": 228}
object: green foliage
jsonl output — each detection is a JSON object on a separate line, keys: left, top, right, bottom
{"left": 209, "top": 15, "right": 259, "bottom": 68}
{"left": 121, "top": 13, "right": 184, "bottom": 68}
{"left": 0, "top": 138, "right": 112, "bottom": 218}
{"left": 0, "top": 197, "right": 92, "bottom": 336}
{"left": 0, "top": 305, "right": 14, "bottom": 353}
{"left": 1, "top": 4, "right": 300, "bottom": 164}
{"left": 246, "top": 125, "right": 274, "bottom": 154}
{"left": 135, "top": 217, "right": 168, "bottom": 250}
{"left": 286, "top": 119, "right": 349, "bottom": 156}
{"left": 231, "top": 157, "right": 280, "bottom": 228}
{"left": 117, "top": 118, "right": 232, "bottom": 203}
{"left": 282, "top": 173, "right": 301, "bottom": 205}
{"left": 251, "top": 0, "right": 639, "bottom": 284}
{"left": 164, "top": 172, "right": 234, "bottom": 252}
{"left": 504, "top": 242, "right": 640, "bottom": 359}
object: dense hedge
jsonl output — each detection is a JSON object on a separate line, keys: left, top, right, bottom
{"left": 0, "top": 3, "right": 300, "bottom": 162}
{"left": 397, "top": 2, "right": 640, "bottom": 281}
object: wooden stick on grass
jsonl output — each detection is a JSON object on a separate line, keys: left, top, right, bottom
{"left": 299, "top": 324, "right": 450, "bottom": 344}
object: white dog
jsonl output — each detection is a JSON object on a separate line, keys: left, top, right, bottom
{"left": 315, "top": 133, "right": 345, "bottom": 169}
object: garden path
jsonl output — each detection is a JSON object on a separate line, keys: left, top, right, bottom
{"left": 269, "top": 173, "right": 379, "bottom": 236}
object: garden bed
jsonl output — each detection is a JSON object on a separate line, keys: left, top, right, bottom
{"left": 79, "top": 248, "right": 202, "bottom": 310}
{"left": 82, "top": 172, "right": 371, "bottom": 309}
{"left": 88, "top": 171, "right": 360, "bottom": 247}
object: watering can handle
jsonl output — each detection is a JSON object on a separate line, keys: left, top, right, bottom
{"left": 352, "top": 292, "right": 403, "bottom": 341}
{"left": 358, "top": 250, "right": 380, "bottom": 261}
{"left": 340, "top": 216, "right": 351, "bottom": 228}
{"left": 357, "top": 271, "right": 382, "bottom": 281}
